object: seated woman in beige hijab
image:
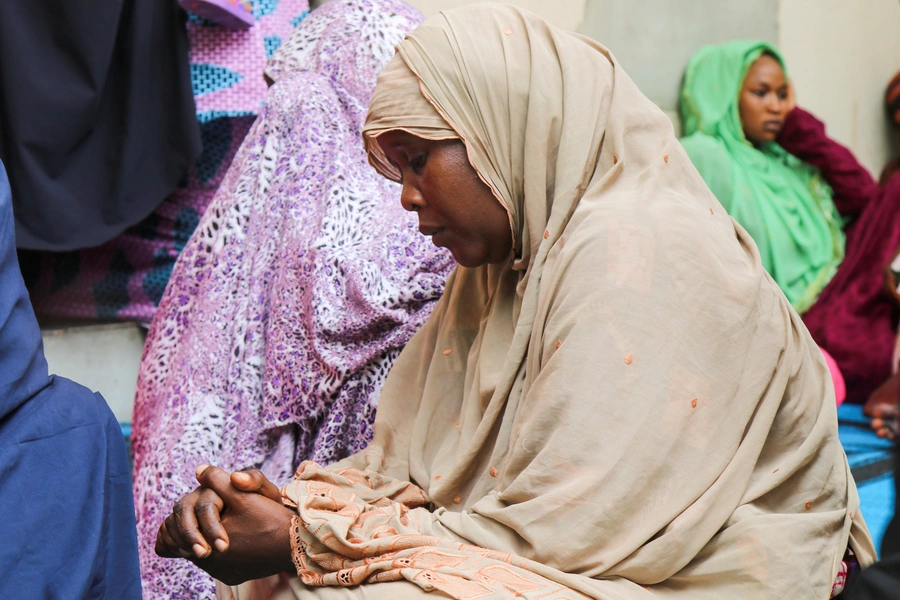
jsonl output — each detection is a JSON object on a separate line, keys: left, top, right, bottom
{"left": 155, "top": 5, "right": 875, "bottom": 598}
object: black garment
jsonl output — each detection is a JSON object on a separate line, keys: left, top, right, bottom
{"left": 843, "top": 444, "right": 900, "bottom": 599}
{"left": 0, "top": 0, "right": 201, "bottom": 250}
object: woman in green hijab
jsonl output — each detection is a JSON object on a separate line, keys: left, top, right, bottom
{"left": 681, "top": 40, "right": 900, "bottom": 433}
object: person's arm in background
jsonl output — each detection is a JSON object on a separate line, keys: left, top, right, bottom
{"left": 777, "top": 107, "right": 879, "bottom": 218}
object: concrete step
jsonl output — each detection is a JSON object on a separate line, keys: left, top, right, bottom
{"left": 40, "top": 322, "right": 145, "bottom": 425}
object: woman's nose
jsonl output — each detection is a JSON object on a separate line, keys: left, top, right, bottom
{"left": 400, "top": 183, "right": 425, "bottom": 212}
{"left": 766, "top": 94, "right": 784, "bottom": 114}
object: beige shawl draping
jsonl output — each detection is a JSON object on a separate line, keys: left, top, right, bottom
{"left": 271, "top": 4, "right": 874, "bottom": 599}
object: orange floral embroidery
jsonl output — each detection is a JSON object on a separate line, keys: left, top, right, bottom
{"left": 663, "top": 154, "right": 669, "bottom": 163}
{"left": 624, "top": 353, "right": 633, "bottom": 365}
{"left": 489, "top": 467, "right": 499, "bottom": 477}
{"left": 502, "top": 28, "right": 512, "bottom": 35}
{"left": 555, "top": 340, "right": 562, "bottom": 350}
{"left": 443, "top": 347, "right": 453, "bottom": 356}
{"left": 435, "top": 475, "right": 442, "bottom": 481}
{"left": 453, "top": 496, "right": 462, "bottom": 504}
{"left": 613, "top": 155, "right": 618, "bottom": 164}
{"left": 804, "top": 501, "right": 813, "bottom": 510}
{"left": 709, "top": 208, "right": 714, "bottom": 215}
{"left": 690, "top": 397, "right": 698, "bottom": 408}
{"left": 543, "top": 230, "right": 550, "bottom": 239}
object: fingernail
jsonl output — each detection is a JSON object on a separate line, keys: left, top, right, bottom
{"left": 215, "top": 538, "right": 228, "bottom": 552}
{"left": 233, "top": 472, "right": 250, "bottom": 484}
{"left": 195, "top": 464, "right": 210, "bottom": 479}
{"left": 192, "top": 543, "right": 210, "bottom": 558}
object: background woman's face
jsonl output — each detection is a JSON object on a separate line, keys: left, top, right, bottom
{"left": 376, "top": 131, "right": 513, "bottom": 268}
{"left": 739, "top": 54, "right": 790, "bottom": 144}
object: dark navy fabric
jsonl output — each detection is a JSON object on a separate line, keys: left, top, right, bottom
{"left": 0, "top": 0, "right": 201, "bottom": 250}
{"left": 0, "top": 160, "right": 141, "bottom": 598}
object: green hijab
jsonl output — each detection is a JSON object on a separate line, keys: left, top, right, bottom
{"left": 680, "top": 40, "right": 844, "bottom": 313}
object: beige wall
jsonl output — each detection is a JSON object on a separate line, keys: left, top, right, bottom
{"left": 406, "top": 0, "right": 586, "bottom": 31}
{"left": 578, "top": 0, "right": 778, "bottom": 124}
{"left": 778, "top": 0, "right": 900, "bottom": 176}
{"left": 405, "top": 0, "right": 900, "bottom": 172}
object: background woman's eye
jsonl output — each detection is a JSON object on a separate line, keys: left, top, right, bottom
{"left": 753, "top": 90, "right": 767, "bottom": 98}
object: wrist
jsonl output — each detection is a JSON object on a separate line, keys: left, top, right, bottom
{"left": 278, "top": 508, "right": 297, "bottom": 574}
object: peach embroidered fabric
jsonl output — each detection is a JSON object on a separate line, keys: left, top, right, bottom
{"left": 278, "top": 463, "right": 589, "bottom": 598}
{"left": 224, "top": 4, "right": 876, "bottom": 599}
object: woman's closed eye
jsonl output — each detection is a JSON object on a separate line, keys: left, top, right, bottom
{"left": 409, "top": 153, "right": 427, "bottom": 172}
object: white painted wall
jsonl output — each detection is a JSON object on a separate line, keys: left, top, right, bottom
{"left": 579, "top": 0, "right": 779, "bottom": 115}
{"left": 413, "top": 0, "right": 899, "bottom": 171}
{"left": 41, "top": 323, "right": 145, "bottom": 423}
{"left": 777, "top": 0, "right": 900, "bottom": 176}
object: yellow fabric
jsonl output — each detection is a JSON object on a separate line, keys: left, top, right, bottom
{"left": 261, "top": 4, "right": 874, "bottom": 599}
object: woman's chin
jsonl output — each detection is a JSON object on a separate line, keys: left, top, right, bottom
{"left": 747, "top": 130, "right": 779, "bottom": 145}
{"left": 453, "top": 254, "right": 483, "bottom": 268}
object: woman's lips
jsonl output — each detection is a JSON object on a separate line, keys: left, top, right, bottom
{"left": 431, "top": 228, "right": 447, "bottom": 247}
{"left": 763, "top": 120, "right": 783, "bottom": 132}
{"left": 419, "top": 224, "right": 447, "bottom": 247}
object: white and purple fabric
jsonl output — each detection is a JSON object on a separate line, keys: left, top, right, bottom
{"left": 131, "top": 1, "right": 454, "bottom": 597}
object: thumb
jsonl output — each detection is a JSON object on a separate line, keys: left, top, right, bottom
{"left": 231, "top": 469, "right": 282, "bottom": 502}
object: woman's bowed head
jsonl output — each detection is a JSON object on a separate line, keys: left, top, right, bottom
{"left": 375, "top": 132, "right": 513, "bottom": 268}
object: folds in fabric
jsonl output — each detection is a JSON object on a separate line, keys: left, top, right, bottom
{"left": 274, "top": 5, "right": 876, "bottom": 599}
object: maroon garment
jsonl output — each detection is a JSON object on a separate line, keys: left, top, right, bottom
{"left": 779, "top": 107, "right": 900, "bottom": 404}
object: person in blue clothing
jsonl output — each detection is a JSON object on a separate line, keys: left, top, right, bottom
{"left": 0, "top": 160, "right": 142, "bottom": 599}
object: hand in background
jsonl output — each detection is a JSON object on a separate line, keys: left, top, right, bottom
{"left": 785, "top": 80, "right": 796, "bottom": 113}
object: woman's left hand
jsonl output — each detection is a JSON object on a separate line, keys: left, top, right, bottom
{"left": 155, "top": 465, "right": 297, "bottom": 586}
{"left": 785, "top": 80, "right": 797, "bottom": 113}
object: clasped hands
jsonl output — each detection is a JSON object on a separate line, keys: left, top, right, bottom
{"left": 155, "top": 465, "right": 296, "bottom": 586}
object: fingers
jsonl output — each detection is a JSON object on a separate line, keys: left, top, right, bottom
{"left": 196, "top": 464, "right": 238, "bottom": 499}
{"left": 195, "top": 488, "right": 230, "bottom": 553}
{"left": 873, "top": 417, "right": 898, "bottom": 440}
{"left": 231, "top": 469, "right": 282, "bottom": 502}
{"left": 171, "top": 494, "right": 214, "bottom": 558}
{"left": 155, "top": 522, "right": 182, "bottom": 558}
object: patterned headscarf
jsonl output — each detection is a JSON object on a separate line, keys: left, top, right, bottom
{"left": 131, "top": 1, "right": 454, "bottom": 598}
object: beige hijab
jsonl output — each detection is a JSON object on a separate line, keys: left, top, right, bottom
{"left": 278, "top": 4, "right": 875, "bottom": 598}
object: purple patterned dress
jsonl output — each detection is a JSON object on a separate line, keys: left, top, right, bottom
{"left": 131, "top": 2, "right": 453, "bottom": 597}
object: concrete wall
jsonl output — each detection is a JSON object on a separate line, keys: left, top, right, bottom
{"left": 407, "top": 0, "right": 586, "bottom": 30}
{"left": 42, "top": 323, "right": 145, "bottom": 423}
{"left": 409, "top": 0, "right": 900, "bottom": 171}
{"left": 778, "top": 0, "right": 900, "bottom": 175}
{"left": 578, "top": 0, "right": 778, "bottom": 122}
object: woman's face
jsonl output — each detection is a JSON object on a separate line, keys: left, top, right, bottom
{"left": 376, "top": 130, "right": 513, "bottom": 268}
{"left": 739, "top": 54, "right": 790, "bottom": 144}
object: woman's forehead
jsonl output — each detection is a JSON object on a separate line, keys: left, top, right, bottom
{"left": 745, "top": 55, "right": 786, "bottom": 84}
